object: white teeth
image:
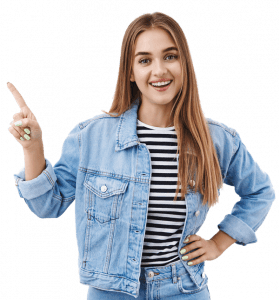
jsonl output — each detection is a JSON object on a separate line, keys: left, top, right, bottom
{"left": 151, "top": 80, "right": 171, "bottom": 87}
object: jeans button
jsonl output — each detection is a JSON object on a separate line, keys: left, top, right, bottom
{"left": 202, "top": 272, "right": 206, "bottom": 278}
{"left": 148, "top": 271, "right": 154, "bottom": 278}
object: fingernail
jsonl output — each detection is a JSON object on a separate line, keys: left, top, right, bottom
{"left": 20, "top": 137, "right": 24, "bottom": 141}
{"left": 14, "top": 120, "right": 22, "bottom": 126}
{"left": 182, "top": 256, "right": 188, "bottom": 260}
{"left": 180, "top": 249, "right": 186, "bottom": 254}
{"left": 183, "top": 238, "right": 189, "bottom": 243}
{"left": 24, "top": 128, "right": 30, "bottom": 134}
{"left": 188, "top": 262, "right": 193, "bottom": 265}
{"left": 24, "top": 134, "right": 30, "bottom": 140}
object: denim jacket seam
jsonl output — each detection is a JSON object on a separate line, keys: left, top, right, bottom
{"left": 78, "top": 132, "right": 81, "bottom": 160}
{"left": 52, "top": 193, "right": 75, "bottom": 203}
{"left": 69, "top": 123, "right": 82, "bottom": 185}
{"left": 126, "top": 142, "right": 139, "bottom": 276}
{"left": 16, "top": 177, "right": 23, "bottom": 185}
{"left": 78, "top": 167, "right": 148, "bottom": 183}
{"left": 207, "top": 119, "right": 236, "bottom": 137}
{"left": 42, "top": 170, "right": 54, "bottom": 186}
{"left": 79, "top": 114, "right": 119, "bottom": 129}
{"left": 231, "top": 132, "right": 240, "bottom": 157}
{"left": 223, "top": 131, "right": 240, "bottom": 182}
{"left": 41, "top": 170, "right": 74, "bottom": 202}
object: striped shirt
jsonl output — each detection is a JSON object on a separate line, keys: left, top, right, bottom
{"left": 137, "top": 119, "right": 186, "bottom": 267}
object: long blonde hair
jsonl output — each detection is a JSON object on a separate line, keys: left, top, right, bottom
{"left": 102, "top": 12, "right": 223, "bottom": 207}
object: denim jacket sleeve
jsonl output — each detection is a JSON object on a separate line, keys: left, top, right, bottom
{"left": 13, "top": 123, "right": 81, "bottom": 218}
{"left": 217, "top": 130, "right": 275, "bottom": 246}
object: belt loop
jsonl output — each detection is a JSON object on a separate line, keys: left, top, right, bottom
{"left": 171, "top": 264, "right": 177, "bottom": 284}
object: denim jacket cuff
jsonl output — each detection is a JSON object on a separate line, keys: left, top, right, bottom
{"left": 217, "top": 214, "right": 257, "bottom": 246}
{"left": 13, "top": 158, "right": 57, "bottom": 200}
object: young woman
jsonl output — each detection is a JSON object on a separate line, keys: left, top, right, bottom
{"left": 9, "top": 12, "right": 275, "bottom": 300}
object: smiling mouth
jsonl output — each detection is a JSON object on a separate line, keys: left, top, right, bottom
{"left": 149, "top": 80, "right": 173, "bottom": 88}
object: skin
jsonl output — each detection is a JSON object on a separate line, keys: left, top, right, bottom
{"left": 180, "top": 234, "right": 225, "bottom": 266}
{"left": 7, "top": 82, "right": 43, "bottom": 148}
{"left": 130, "top": 27, "right": 182, "bottom": 128}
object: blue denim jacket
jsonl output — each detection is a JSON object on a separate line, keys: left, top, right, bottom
{"left": 14, "top": 97, "right": 275, "bottom": 298}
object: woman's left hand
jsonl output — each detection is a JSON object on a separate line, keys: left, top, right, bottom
{"left": 179, "top": 234, "right": 223, "bottom": 266}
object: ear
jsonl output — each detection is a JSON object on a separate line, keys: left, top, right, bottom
{"left": 130, "top": 71, "right": 135, "bottom": 82}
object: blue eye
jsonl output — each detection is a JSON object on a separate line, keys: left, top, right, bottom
{"left": 139, "top": 54, "right": 178, "bottom": 65}
{"left": 139, "top": 58, "right": 149, "bottom": 64}
{"left": 166, "top": 54, "right": 177, "bottom": 61}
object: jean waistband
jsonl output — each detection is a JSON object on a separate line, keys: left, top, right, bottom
{"left": 139, "top": 260, "right": 188, "bottom": 284}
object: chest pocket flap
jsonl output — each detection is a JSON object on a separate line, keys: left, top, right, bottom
{"left": 84, "top": 174, "right": 128, "bottom": 223}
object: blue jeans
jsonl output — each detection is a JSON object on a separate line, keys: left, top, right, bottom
{"left": 87, "top": 260, "right": 210, "bottom": 299}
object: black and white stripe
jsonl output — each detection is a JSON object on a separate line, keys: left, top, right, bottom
{"left": 137, "top": 119, "right": 186, "bottom": 267}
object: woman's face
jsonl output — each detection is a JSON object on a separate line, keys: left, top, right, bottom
{"left": 130, "top": 28, "right": 183, "bottom": 107}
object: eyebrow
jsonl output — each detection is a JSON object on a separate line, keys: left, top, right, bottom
{"left": 135, "top": 46, "right": 178, "bottom": 57}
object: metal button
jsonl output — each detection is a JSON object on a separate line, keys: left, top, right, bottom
{"left": 148, "top": 271, "right": 154, "bottom": 278}
{"left": 15, "top": 181, "right": 18, "bottom": 186}
{"left": 202, "top": 272, "right": 206, "bottom": 278}
{"left": 195, "top": 210, "right": 200, "bottom": 217}
{"left": 190, "top": 180, "right": 195, "bottom": 187}
{"left": 177, "top": 277, "right": 181, "bottom": 280}
{"left": 101, "top": 185, "right": 107, "bottom": 192}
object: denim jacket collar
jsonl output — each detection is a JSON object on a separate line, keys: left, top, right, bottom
{"left": 115, "top": 97, "right": 141, "bottom": 152}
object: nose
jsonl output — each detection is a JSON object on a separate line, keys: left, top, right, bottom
{"left": 152, "top": 59, "right": 167, "bottom": 77}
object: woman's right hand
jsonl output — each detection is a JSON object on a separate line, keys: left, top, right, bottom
{"left": 7, "top": 82, "right": 43, "bottom": 150}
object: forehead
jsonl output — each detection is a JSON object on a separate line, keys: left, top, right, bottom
{"left": 134, "top": 28, "right": 176, "bottom": 51}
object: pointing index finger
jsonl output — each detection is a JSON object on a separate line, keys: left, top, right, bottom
{"left": 7, "top": 82, "right": 28, "bottom": 108}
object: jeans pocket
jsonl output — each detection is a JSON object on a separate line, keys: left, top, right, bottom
{"left": 177, "top": 272, "right": 202, "bottom": 294}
